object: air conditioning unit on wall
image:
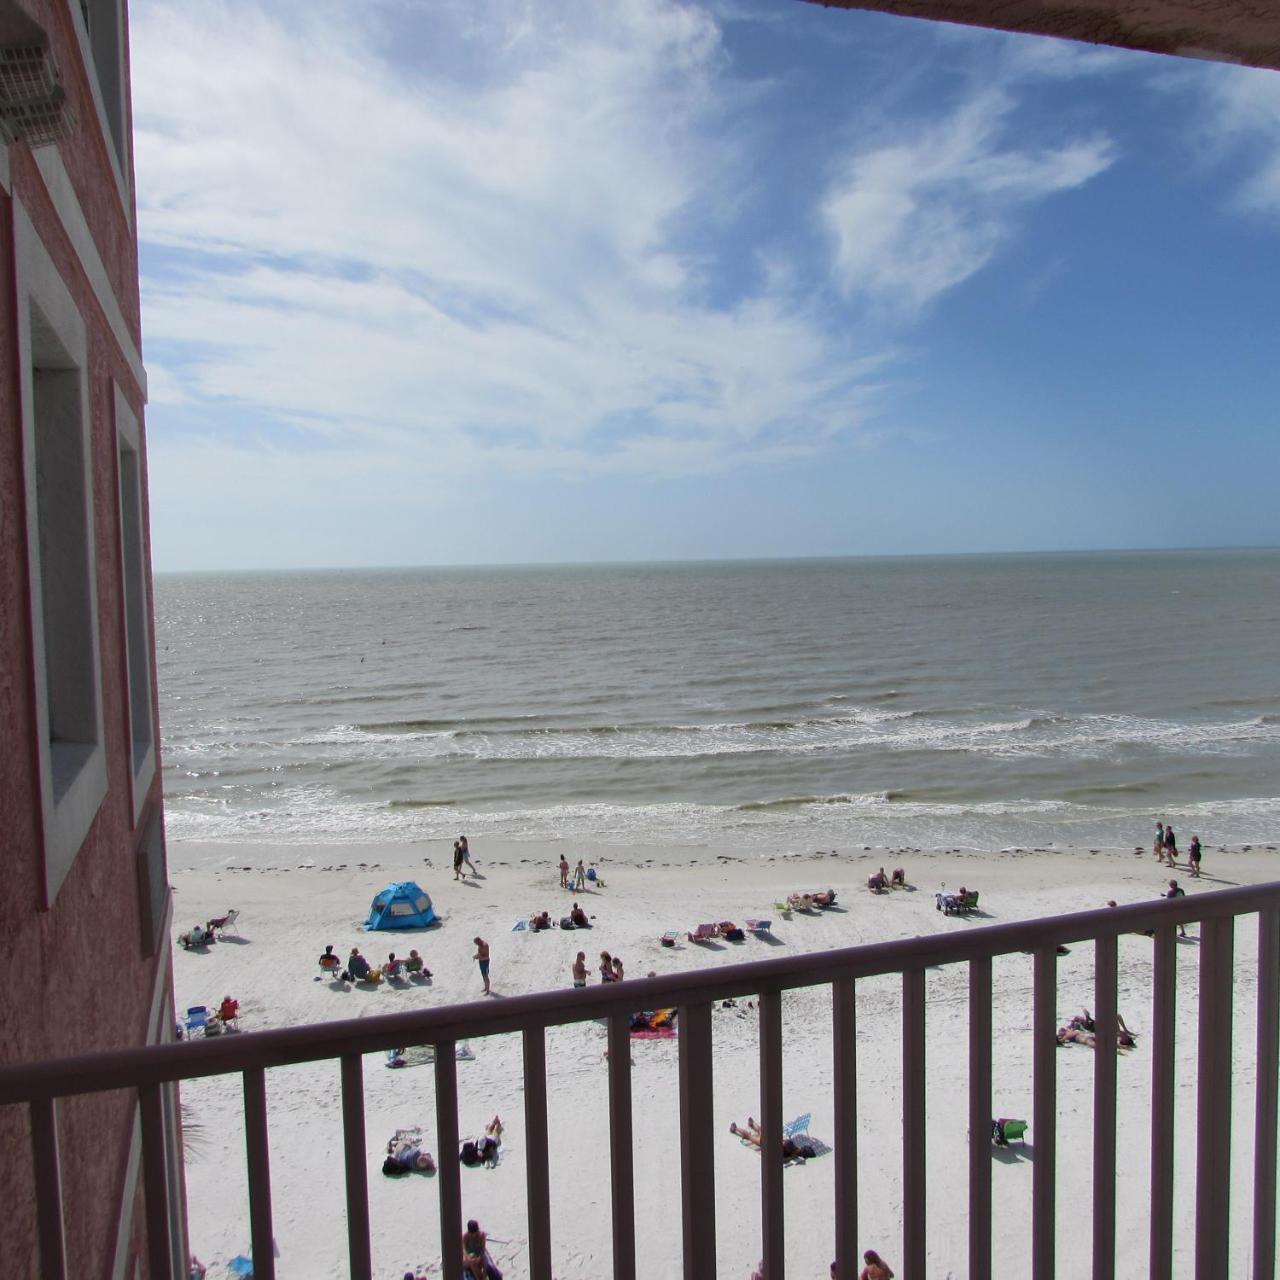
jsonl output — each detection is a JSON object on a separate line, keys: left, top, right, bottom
{"left": 0, "top": 3, "right": 76, "bottom": 147}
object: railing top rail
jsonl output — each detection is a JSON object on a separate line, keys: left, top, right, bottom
{"left": 2, "top": 880, "right": 1274, "bottom": 1104}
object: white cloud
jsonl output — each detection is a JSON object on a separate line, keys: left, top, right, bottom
{"left": 133, "top": 0, "right": 886, "bottom": 481}
{"left": 821, "top": 90, "right": 1114, "bottom": 314}
{"left": 1193, "top": 64, "right": 1280, "bottom": 215}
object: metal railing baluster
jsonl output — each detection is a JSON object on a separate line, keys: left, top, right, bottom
{"left": 30, "top": 1097, "right": 67, "bottom": 1280}
{"left": 1255, "top": 910, "right": 1279, "bottom": 1280}
{"left": 969, "top": 956, "right": 992, "bottom": 1280}
{"left": 1092, "top": 934, "right": 1118, "bottom": 1280}
{"left": 607, "top": 1014, "right": 636, "bottom": 1280}
{"left": 140, "top": 1083, "right": 173, "bottom": 1280}
{"left": 1149, "top": 926, "right": 1176, "bottom": 1280}
{"left": 833, "top": 977, "right": 858, "bottom": 1280}
{"left": 1032, "top": 948, "right": 1057, "bottom": 1280}
{"left": 903, "top": 968, "right": 926, "bottom": 1279}
{"left": 759, "top": 989, "right": 785, "bottom": 1280}
{"left": 340, "top": 1054, "right": 372, "bottom": 1280}
{"left": 243, "top": 1067, "right": 276, "bottom": 1280}
{"left": 1195, "top": 917, "right": 1234, "bottom": 1275}
{"left": 523, "top": 1027, "right": 553, "bottom": 1280}
{"left": 678, "top": 1001, "right": 716, "bottom": 1279}
{"left": 434, "top": 1042, "right": 462, "bottom": 1280}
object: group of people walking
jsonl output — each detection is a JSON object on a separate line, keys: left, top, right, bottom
{"left": 1153, "top": 821, "right": 1203, "bottom": 876}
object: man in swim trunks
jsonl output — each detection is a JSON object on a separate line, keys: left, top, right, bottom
{"left": 474, "top": 937, "right": 490, "bottom": 994}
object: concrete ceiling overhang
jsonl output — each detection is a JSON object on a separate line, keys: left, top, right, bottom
{"left": 800, "top": 0, "right": 1280, "bottom": 72}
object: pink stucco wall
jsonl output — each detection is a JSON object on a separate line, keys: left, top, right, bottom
{"left": 0, "top": 1, "right": 171, "bottom": 1275}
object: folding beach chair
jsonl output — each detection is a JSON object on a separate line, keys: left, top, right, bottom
{"left": 660, "top": 930, "right": 681, "bottom": 947}
{"left": 184, "top": 1006, "right": 210, "bottom": 1037}
{"left": 992, "top": 1117, "right": 1028, "bottom": 1146}
{"left": 209, "top": 908, "right": 240, "bottom": 937}
{"left": 784, "top": 1113, "right": 812, "bottom": 1139}
{"left": 746, "top": 918, "right": 772, "bottom": 934}
{"left": 688, "top": 923, "right": 717, "bottom": 943}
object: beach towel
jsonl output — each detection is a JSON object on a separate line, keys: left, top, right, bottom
{"left": 511, "top": 918, "right": 528, "bottom": 932}
{"left": 631, "top": 1027, "right": 678, "bottom": 1040}
{"left": 385, "top": 1043, "right": 475, "bottom": 1069}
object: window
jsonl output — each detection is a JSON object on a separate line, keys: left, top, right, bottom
{"left": 16, "top": 202, "right": 107, "bottom": 906}
{"left": 115, "top": 386, "right": 156, "bottom": 820}
{"left": 73, "top": 0, "right": 131, "bottom": 208}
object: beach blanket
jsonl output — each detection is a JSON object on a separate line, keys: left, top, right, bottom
{"left": 511, "top": 918, "right": 528, "bottom": 932}
{"left": 385, "top": 1043, "right": 475, "bottom": 1069}
{"left": 631, "top": 1026, "right": 678, "bottom": 1040}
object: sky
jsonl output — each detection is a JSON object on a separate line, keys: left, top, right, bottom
{"left": 130, "top": 0, "right": 1280, "bottom": 572}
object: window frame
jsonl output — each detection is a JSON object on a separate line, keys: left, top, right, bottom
{"left": 15, "top": 200, "right": 108, "bottom": 907}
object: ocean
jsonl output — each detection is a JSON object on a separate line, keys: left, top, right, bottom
{"left": 154, "top": 549, "right": 1280, "bottom": 856}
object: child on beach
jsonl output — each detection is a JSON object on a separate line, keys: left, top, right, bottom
{"left": 573, "top": 859, "right": 587, "bottom": 890}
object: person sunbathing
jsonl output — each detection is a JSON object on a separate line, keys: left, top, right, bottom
{"left": 383, "top": 1139, "right": 435, "bottom": 1176}
{"left": 1057, "top": 1025, "right": 1095, "bottom": 1047}
{"left": 570, "top": 902, "right": 589, "bottom": 928}
{"left": 812, "top": 889, "right": 837, "bottom": 907}
{"left": 729, "top": 1118, "right": 813, "bottom": 1160}
{"left": 319, "top": 945, "right": 342, "bottom": 975}
{"left": 344, "top": 949, "right": 370, "bottom": 982}
{"left": 385, "top": 953, "right": 405, "bottom": 978}
{"left": 530, "top": 911, "right": 553, "bottom": 932}
{"left": 477, "top": 1116, "right": 503, "bottom": 1165}
{"left": 461, "top": 1220, "right": 488, "bottom": 1279}
{"left": 717, "top": 921, "right": 744, "bottom": 941}
{"left": 787, "top": 892, "right": 814, "bottom": 911}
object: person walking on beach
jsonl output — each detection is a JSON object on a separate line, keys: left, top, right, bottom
{"left": 454, "top": 840, "right": 467, "bottom": 881}
{"left": 559, "top": 855, "right": 570, "bottom": 889}
{"left": 1165, "top": 879, "right": 1189, "bottom": 937}
{"left": 573, "top": 859, "right": 587, "bottom": 890}
{"left": 1189, "top": 835, "right": 1203, "bottom": 877}
{"left": 459, "top": 834, "right": 477, "bottom": 876}
{"left": 1163, "top": 823, "right": 1178, "bottom": 862}
{"left": 1154, "top": 821, "right": 1166, "bottom": 864}
{"left": 474, "top": 937, "right": 491, "bottom": 994}
{"left": 572, "top": 952, "right": 587, "bottom": 987}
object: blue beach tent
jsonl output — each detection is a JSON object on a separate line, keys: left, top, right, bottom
{"left": 366, "top": 881, "right": 436, "bottom": 930}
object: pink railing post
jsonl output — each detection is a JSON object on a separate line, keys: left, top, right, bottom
{"left": 1032, "top": 948, "right": 1057, "bottom": 1280}
{"left": 833, "top": 978, "right": 858, "bottom": 1280}
{"left": 523, "top": 1027, "right": 553, "bottom": 1280}
{"left": 243, "top": 1067, "right": 277, "bottom": 1280}
{"left": 1195, "top": 916, "right": 1234, "bottom": 1275}
{"left": 607, "top": 1014, "right": 636, "bottom": 1280}
{"left": 759, "top": 989, "right": 785, "bottom": 1279}
{"left": 902, "top": 968, "right": 926, "bottom": 1279}
{"left": 340, "top": 1054, "right": 372, "bottom": 1280}
{"left": 678, "top": 1001, "right": 716, "bottom": 1279}
{"left": 434, "top": 1042, "right": 462, "bottom": 1280}
{"left": 968, "top": 957, "right": 992, "bottom": 1280}
{"left": 1254, "top": 910, "right": 1279, "bottom": 1280}
{"left": 30, "top": 1097, "right": 67, "bottom": 1280}
{"left": 1092, "top": 934, "right": 1118, "bottom": 1280}
{"left": 140, "top": 1082, "right": 174, "bottom": 1280}
{"left": 1149, "top": 927, "right": 1176, "bottom": 1280}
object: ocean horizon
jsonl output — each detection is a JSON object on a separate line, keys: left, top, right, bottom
{"left": 155, "top": 547, "right": 1280, "bottom": 857}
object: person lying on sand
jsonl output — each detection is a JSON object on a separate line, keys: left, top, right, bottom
{"left": 383, "top": 1138, "right": 435, "bottom": 1176}
{"left": 730, "top": 1118, "right": 815, "bottom": 1161}
{"left": 812, "top": 888, "right": 837, "bottom": 907}
{"left": 787, "top": 892, "right": 815, "bottom": 911}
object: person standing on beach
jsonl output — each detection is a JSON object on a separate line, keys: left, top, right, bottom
{"left": 454, "top": 841, "right": 466, "bottom": 881}
{"left": 474, "top": 937, "right": 491, "bottom": 994}
{"left": 559, "top": 855, "right": 570, "bottom": 889}
{"left": 1164, "top": 823, "right": 1178, "bottom": 862}
{"left": 1165, "top": 880, "right": 1189, "bottom": 938}
{"left": 1188, "top": 835, "right": 1203, "bottom": 877}
{"left": 573, "top": 859, "right": 587, "bottom": 890}
{"left": 571, "top": 952, "right": 587, "bottom": 987}
{"left": 459, "top": 834, "right": 477, "bottom": 876}
{"left": 1154, "top": 822, "right": 1166, "bottom": 864}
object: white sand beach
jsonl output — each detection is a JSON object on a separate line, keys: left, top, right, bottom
{"left": 171, "top": 838, "right": 1280, "bottom": 1279}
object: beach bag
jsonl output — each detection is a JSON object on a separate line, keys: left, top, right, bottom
{"left": 460, "top": 1141, "right": 481, "bottom": 1167}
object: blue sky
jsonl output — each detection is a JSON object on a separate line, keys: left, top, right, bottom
{"left": 131, "top": 0, "right": 1280, "bottom": 571}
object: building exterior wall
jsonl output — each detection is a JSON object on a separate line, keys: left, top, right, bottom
{"left": 0, "top": 1, "right": 172, "bottom": 1275}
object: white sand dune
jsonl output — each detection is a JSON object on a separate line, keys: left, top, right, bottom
{"left": 171, "top": 839, "right": 1280, "bottom": 1279}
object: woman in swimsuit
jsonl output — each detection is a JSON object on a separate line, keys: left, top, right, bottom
{"left": 599, "top": 951, "right": 615, "bottom": 983}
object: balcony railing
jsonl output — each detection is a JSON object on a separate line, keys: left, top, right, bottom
{"left": 1, "top": 882, "right": 1277, "bottom": 1279}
